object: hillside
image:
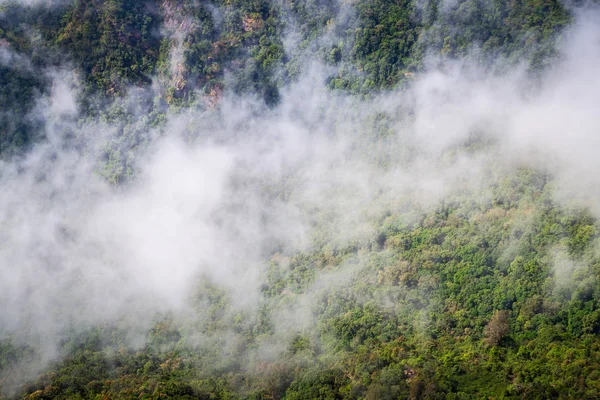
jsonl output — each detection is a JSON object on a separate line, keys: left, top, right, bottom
{"left": 1, "top": 1, "right": 600, "bottom": 399}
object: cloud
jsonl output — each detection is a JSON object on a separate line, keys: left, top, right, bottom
{"left": 0, "top": 0, "right": 69, "bottom": 7}
{"left": 1, "top": 1, "right": 600, "bottom": 393}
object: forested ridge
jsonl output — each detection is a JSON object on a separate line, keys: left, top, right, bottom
{"left": 2, "top": 0, "right": 600, "bottom": 399}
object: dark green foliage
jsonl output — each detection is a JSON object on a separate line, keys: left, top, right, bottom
{"left": 54, "top": 0, "right": 161, "bottom": 97}
{"left": 285, "top": 369, "right": 348, "bottom": 400}
{"left": 0, "top": 68, "right": 46, "bottom": 156}
{"left": 352, "top": 0, "right": 420, "bottom": 87}
{"left": 416, "top": 0, "right": 571, "bottom": 69}
{"left": 1, "top": 0, "right": 574, "bottom": 108}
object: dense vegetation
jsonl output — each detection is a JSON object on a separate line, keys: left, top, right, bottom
{"left": 5, "top": 167, "right": 600, "bottom": 399}
{"left": 2, "top": 0, "right": 600, "bottom": 399}
{"left": 1, "top": 0, "right": 571, "bottom": 119}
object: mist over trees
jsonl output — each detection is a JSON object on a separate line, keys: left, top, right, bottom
{"left": 2, "top": 0, "right": 600, "bottom": 399}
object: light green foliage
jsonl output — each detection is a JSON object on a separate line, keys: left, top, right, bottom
{"left": 6, "top": 166, "right": 600, "bottom": 399}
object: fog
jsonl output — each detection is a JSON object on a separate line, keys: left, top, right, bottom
{"left": 1, "top": 0, "right": 600, "bottom": 393}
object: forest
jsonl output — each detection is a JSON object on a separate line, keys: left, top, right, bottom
{"left": 1, "top": 0, "right": 600, "bottom": 399}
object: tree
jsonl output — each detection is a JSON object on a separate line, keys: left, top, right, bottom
{"left": 484, "top": 310, "right": 510, "bottom": 347}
